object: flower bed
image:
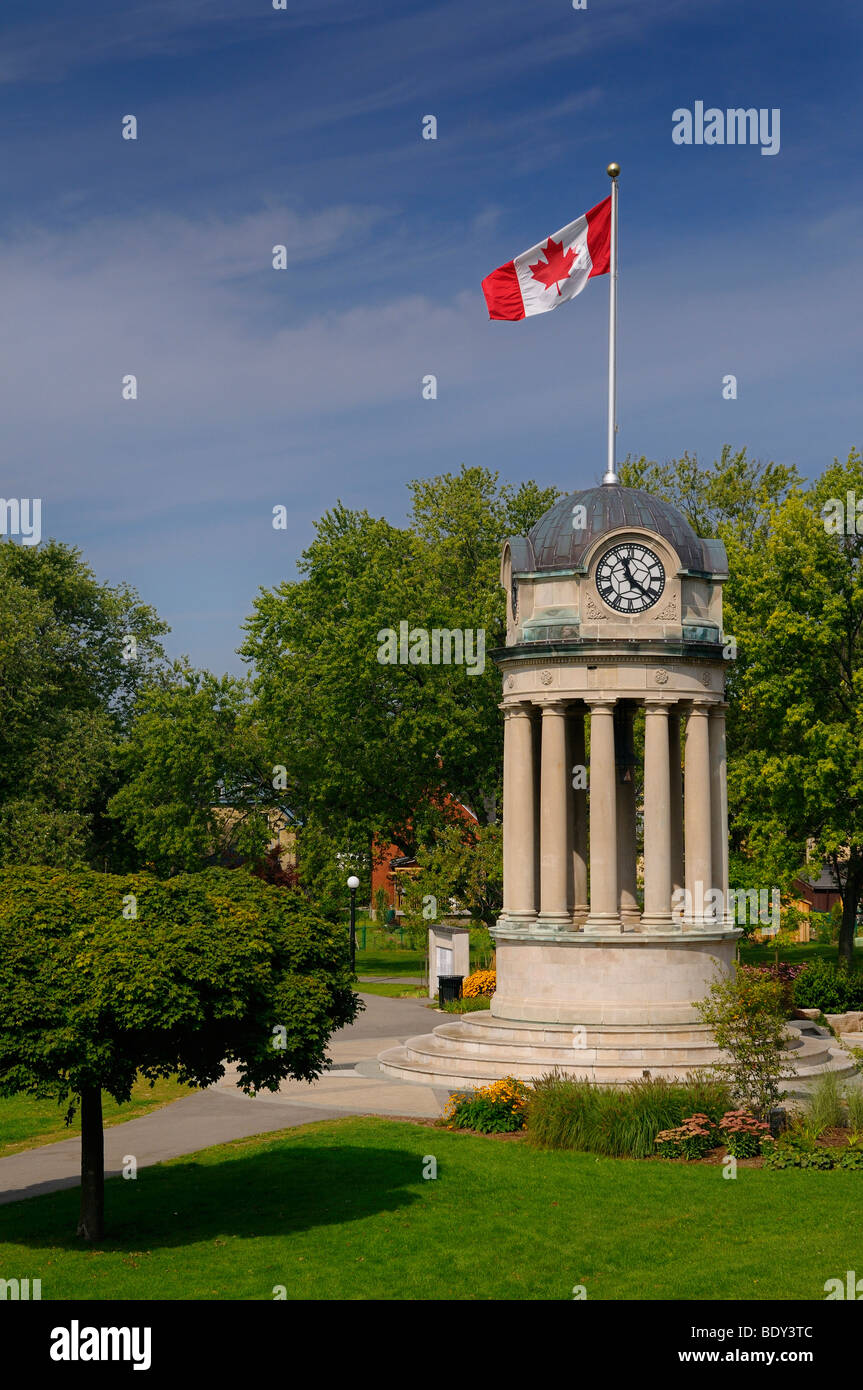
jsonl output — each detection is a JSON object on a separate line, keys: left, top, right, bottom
{"left": 461, "top": 968, "right": 496, "bottom": 998}
{"left": 655, "top": 1110, "right": 773, "bottom": 1160}
{"left": 440, "top": 1076, "right": 530, "bottom": 1133}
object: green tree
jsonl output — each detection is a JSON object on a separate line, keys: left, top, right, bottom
{"left": 619, "top": 445, "right": 801, "bottom": 545}
{"left": 0, "top": 866, "right": 358, "bottom": 1239}
{"left": 411, "top": 822, "right": 503, "bottom": 929}
{"left": 729, "top": 451, "right": 863, "bottom": 966}
{"left": 108, "top": 665, "right": 279, "bottom": 874}
{"left": 0, "top": 540, "right": 168, "bottom": 868}
{"left": 241, "top": 466, "right": 558, "bottom": 854}
{"left": 695, "top": 965, "right": 794, "bottom": 1117}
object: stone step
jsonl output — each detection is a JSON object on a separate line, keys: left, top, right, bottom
{"left": 378, "top": 1042, "right": 858, "bottom": 1090}
{"left": 378, "top": 1046, "right": 723, "bottom": 1087}
{"left": 434, "top": 1017, "right": 713, "bottom": 1049}
{"left": 402, "top": 1031, "right": 722, "bottom": 1070}
{"left": 376, "top": 1013, "right": 860, "bottom": 1089}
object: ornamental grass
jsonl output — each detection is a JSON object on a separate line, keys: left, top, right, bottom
{"left": 525, "top": 1072, "right": 733, "bottom": 1158}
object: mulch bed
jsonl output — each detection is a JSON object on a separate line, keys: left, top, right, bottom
{"left": 368, "top": 1116, "right": 858, "bottom": 1160}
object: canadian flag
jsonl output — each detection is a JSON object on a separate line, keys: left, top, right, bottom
{"left": 482, "top": 197, "right": 611, "bottom": 321}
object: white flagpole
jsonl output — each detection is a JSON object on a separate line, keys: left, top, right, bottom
{"left": 603, "top": 162, "right": 620, "bottom": 486}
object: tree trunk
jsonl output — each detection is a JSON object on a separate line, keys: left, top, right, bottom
{"left": 838, "top": 864, "right": 861, "bottom": 971}
{"left": 76, "top": 1086, "right": 104, "bottom": 1242}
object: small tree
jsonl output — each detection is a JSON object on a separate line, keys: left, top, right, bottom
{"left": 415, "top": 823, "right": 502, "bottom": 929}
{"left": 695, "top": 964, "right": 794, "bottom": 1118}
{"left": 0, "top": 866, "right": 358, "bottom": 1240}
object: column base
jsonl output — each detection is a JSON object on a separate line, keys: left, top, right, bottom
{"left": 640, "top": 913, "right": 680, "bottom": 934}
{"left": 505, "top": 910, "right": 538, "bottom": 927}
{"left": 536, "top": 912, "right": 572, "bottom": 931}
{"left": 583, "top": 912, "right": 623, "bottom": 935}
{"left": 683, "top": 915, "right": 721, "bottom": 932}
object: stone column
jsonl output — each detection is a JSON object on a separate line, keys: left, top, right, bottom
{"left": 584, "top": 700, "right": 622, "bottom": 933}
{"left": 531, "top": 709, "right": 541, "bottom": 914}
{"left": 684, "top": 701, "right": 713, "bottom": 928}
{"left": 538, "top": 703, "right": 571, "bottom": 928}
{"left": 614, "top": 703, "right": 640, "bottom": 927}
{"left": 669, "top": 707, "right": 684, "bottom": 922}
{"left": 641, "top": 701, "right": 677, "bottom": 932}
{"left": 502, "top": 703, "right": 537, "bottom": 924}
{"left": 709, "top": 703, "right": 731, "bottom": 928}
{"left": 568, "top": 707, "right": 589, "bottom": 927}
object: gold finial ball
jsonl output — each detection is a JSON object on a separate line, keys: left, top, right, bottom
{"left": 607, "top": 162, "right": 621, "bottom": 178}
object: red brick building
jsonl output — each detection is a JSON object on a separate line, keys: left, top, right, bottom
{"left": 370, "top": 797, "right": 480, "bottom": 914}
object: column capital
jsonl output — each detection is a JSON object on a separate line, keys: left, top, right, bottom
{"left": 643, "top": 700, "right": 672, "bottom": 717}
{"left": 686, "top": 700, "right": 713, "bottom": 718}
{"left": 586, "top": 697, "right": 617, "bottom": 713}
{"left": 538, "top": 700, "right": 569, "bottom": 717}
{"left": 500, "top": 700, "right": 535, "bottom": 719}
{"left": 708, "top": 701, "right": 730, "bottom": 717}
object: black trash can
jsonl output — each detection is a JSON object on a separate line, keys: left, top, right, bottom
{"left": 438, "top": 975, "right": 464, "bottom": 1006}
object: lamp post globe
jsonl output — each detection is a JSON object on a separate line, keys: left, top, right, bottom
{"left": 346, "top": 876, "right": 360, "bottom": 891}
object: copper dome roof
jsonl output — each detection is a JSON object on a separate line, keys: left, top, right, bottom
{"left": 507, "top": 484, "right": 724, "bottom": 576}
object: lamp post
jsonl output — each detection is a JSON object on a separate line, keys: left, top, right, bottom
{"left": 347, "top": 875, "right": 359, "bottom": 974}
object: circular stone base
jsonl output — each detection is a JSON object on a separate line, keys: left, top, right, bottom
{"left": 489, "top": 925, "right": 740, "bottom": 1026}
{"left": 376, "top": 1013, "right": 856, "bottom": 1089}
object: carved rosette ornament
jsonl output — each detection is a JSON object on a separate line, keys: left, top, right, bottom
{"left": 654, "top": 669, "right": 669, "bottom": 685}
{"left": 583, "top": 594, "right": 608, "bottom": 621}
{"left": 539, "top": 670, "right": 554, "bottom": 686}
{"left": 700, "top": 669, "right": 713, "bottom": 688}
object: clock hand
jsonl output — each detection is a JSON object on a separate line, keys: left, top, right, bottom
{"left": 620, "top": 558, "right": 650, "bottom": 596}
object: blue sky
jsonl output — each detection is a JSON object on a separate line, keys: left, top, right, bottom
{"left": 2, "top": 0, "right": 861, "bottom": 672}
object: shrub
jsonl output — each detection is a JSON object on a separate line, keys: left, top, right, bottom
{"left": 695, "top": 964, "right": 794, "bottom": 1117}
{"left": 740, "top": 962, "right": 805, "bottom": 1015}
{"left": 442, "top": 1076, "right": 529, "bottom": 1133}
{"left": 526, "top": 1073, "right": 732, "bottom": 1158}
{"left": 794, "top": 959, "right": 863, "bottom": 1014}
{"left": 462, "top": 969, "right": 496, "bottom": 998}
{"left": 720, "top": 1109, "right": 773, "bottom": 1158}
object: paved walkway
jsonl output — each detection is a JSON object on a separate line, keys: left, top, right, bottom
{"left": 359, "top": 975, "right": 424, "bottom": 984}
{"left": 0, "top": 995, "right": 449, "bottom": 1208}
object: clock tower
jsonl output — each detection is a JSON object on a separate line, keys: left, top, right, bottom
{"left": 378, "top": 480, "right": 850, "bottom": 1087}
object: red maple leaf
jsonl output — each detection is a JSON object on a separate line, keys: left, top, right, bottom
{"left": 529, "top": 236, "right": 578, "bottom": 295}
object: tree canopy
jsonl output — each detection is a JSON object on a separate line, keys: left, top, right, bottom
{"left": 0, "top": 866, "right": 358, "bottom": 1238}
{"left": 240, "top": 465, "right": 558, "bottom": 855}
{"left": 622, "top": 446, "right": 863, "bottom": 964}
{"left": 0, "top": 540, "right": 168, "bottom": 869}
{"left": 108, "top": 665, "right": 279, "bottom": 874}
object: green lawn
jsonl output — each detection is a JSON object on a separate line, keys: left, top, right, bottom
{"left": 0, "top": 1076, "right": 194, "bottom": 1158}
{"left": 739, "top": 940, "right": 862, "bottom": 966}
{"left": 0, "top": 1116, "right": 856, "bottom": 1300}
{"left": 355, "top": 951, "right": 425, "bottom": 976}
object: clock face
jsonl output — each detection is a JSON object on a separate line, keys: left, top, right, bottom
{"left": 595, "top": 543, "right": 666, "bottom": 613}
